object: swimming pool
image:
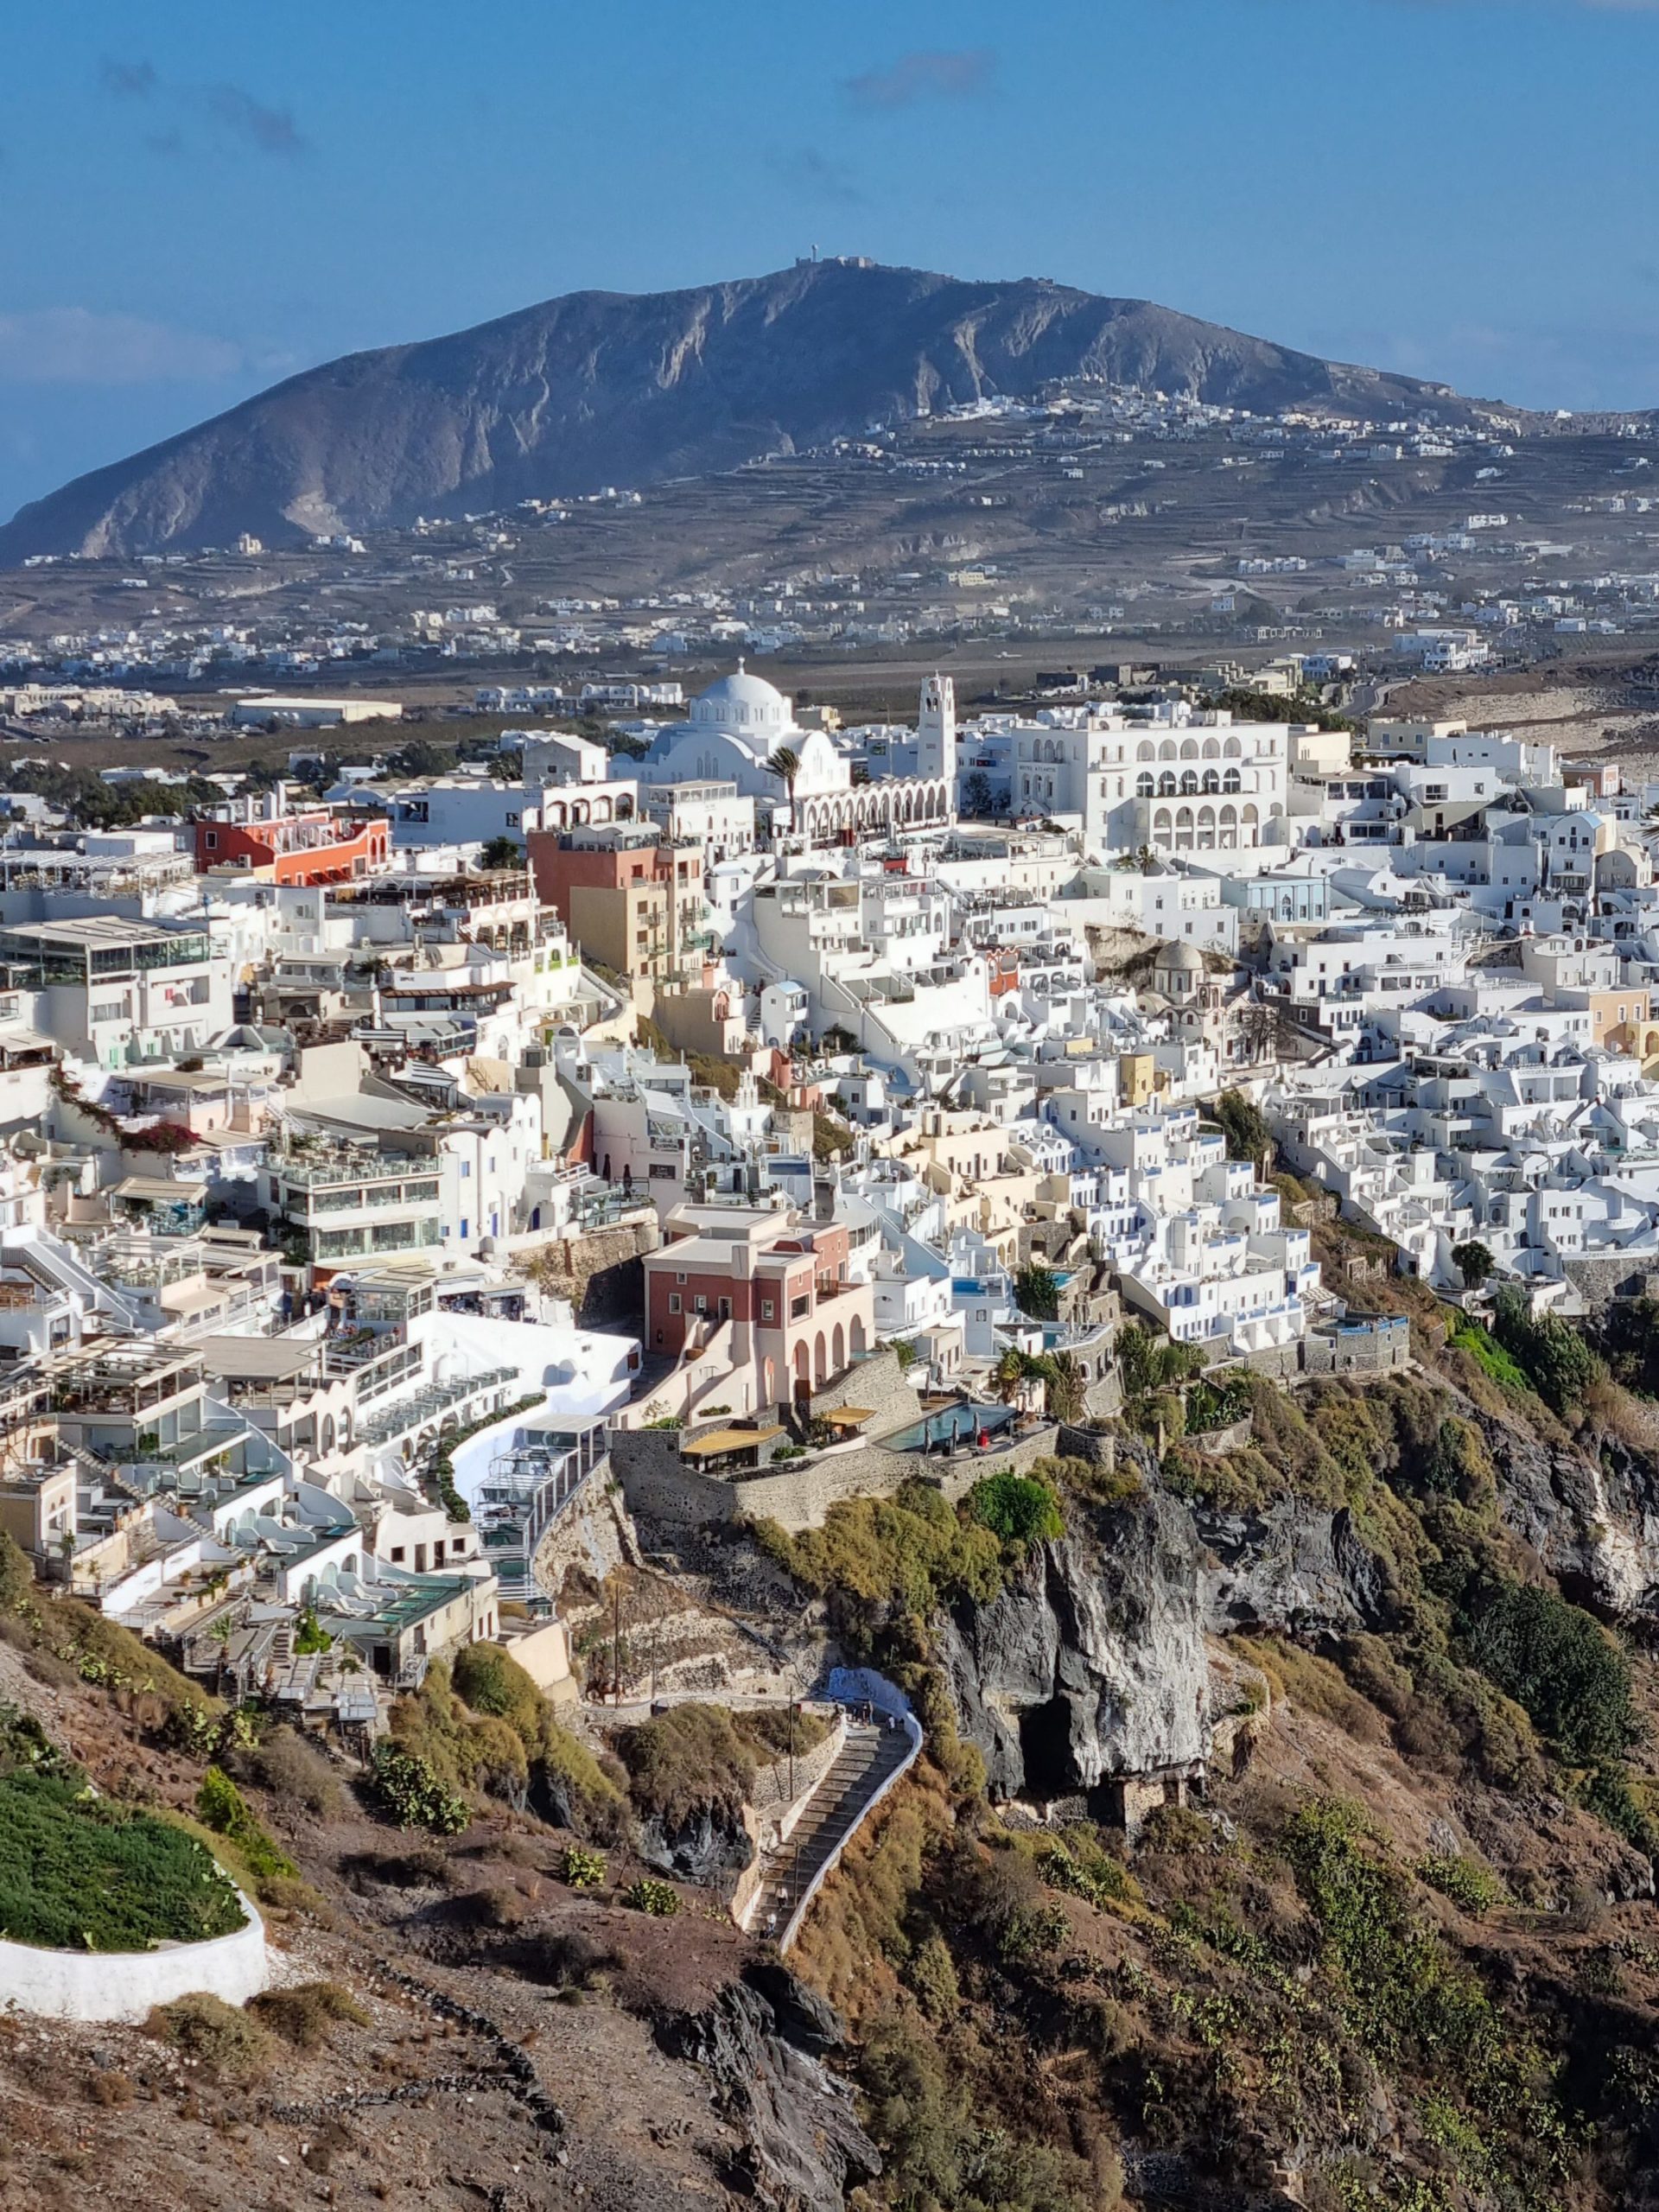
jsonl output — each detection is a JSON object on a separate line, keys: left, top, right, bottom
{"left": 887, "top": 1402, "right": 1016, "bottom": 1454}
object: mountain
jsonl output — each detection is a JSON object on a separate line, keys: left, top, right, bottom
{"left": 0, "top": 258, "right": 1482, "bottom": 564}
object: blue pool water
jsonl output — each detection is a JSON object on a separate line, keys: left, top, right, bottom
{"left": 887, "top": 1402, "right": 1016, "bottom": 1453}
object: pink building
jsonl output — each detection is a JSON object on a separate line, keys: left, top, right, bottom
{"left": 642, "top": 1206, "right": 874, "bottom": 1411}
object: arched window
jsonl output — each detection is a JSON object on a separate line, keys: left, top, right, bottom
{"left": 1158, "top": 771, "right": 1178, "bottom": 798}
{"left": 1136, "top": 739, "right": 1155, "bottom": 762}
{"left": 1201, "top": 769, "right": 1220, "bottom": 795}
{"left": 1179, "top": 738, "right": 1198, "bottom": 761}
{"left": 1153, "top": 808, "right": 1173, "bottom": 836}
{"left": 1223, "top": 768, "right": 1242, "bottom": 794}
{"left": 1159, "top": 739, "right": 1177, "bottom": 761}
{"left": 1202, "top": 737, "right": 1219, "bottom": 760}
{"left": 1179, "top": 770, "right": 1199, "bottom": 797}
{"left": 1135, "top": 772, "right": 1155, "bottom": 798}
{"left": 1223, "top": 735, "right": 1242, "bottom": 758}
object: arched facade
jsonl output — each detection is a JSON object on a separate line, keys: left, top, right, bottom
{"left": 799, "top": 778, "right": 951, "bottom": 846}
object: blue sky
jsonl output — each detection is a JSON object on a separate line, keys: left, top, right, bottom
{"left": 3, "top": 0, "right": 1657, "bottom": 522}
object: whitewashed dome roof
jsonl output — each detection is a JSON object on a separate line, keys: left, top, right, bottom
{"left": 693, "top": 661, "right": 792, "bottom": 735}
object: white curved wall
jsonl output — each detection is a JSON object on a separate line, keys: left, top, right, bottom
{"left": 0, "top": 1890, "right": 267, "bottom": 2023}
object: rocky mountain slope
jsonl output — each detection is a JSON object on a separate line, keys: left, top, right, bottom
{"left": 0, "top": 259, "right": 1485, "bottom": 563}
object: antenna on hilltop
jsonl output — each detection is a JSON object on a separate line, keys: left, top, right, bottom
{"left": 811, "top": 243, "right": 819, "bottom": 263}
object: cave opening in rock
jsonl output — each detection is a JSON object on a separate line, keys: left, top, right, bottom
{"left": 1018, "top": 1696, "right": 1077, "bottom": 1801}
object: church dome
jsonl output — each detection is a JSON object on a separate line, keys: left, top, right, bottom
{"left": 692, "top": 663, "right": 792, "bottom": 738}
{"left": 1162, "top": 939, "right": 1205, "bottom": 974}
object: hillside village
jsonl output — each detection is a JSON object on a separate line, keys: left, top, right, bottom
{"left": 0, "top": 656, "right": 1655, "bottom": 1709}
{"left": 10, "top": 651, "right": 1659, "bottom": 2202}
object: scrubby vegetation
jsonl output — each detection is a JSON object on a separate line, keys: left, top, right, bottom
{"left": 612, "top": 1699, "right": 834, "bottom": 1830}
{"left": 0, "top": 1751, "right": 245, "bottom": 1951}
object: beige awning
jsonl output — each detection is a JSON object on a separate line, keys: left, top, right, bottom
{"left": 682, "top": 1423, "right": 785, "bottom": 1458}
{"left": 111, "top": 1174, "right": 208, "bottom": 1203}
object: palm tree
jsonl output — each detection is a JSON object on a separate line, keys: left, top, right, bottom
{"left": 1043, "top": 1351, "right": 1087, "bottom": 1426}
{"left": 991, "top": 1346, "right": 1027, "bottom": 1405}
{"left": 766, "top": 747, "right": 801, "bottom": 823}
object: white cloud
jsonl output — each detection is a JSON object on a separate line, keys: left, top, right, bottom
{"left": 0, "top": 309, "right": 245, "bottom": 385}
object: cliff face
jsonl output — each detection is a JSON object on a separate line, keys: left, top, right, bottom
{"left": 0, "top": 258, "right": 1472, "bottom": 561}
{"left": 936, "top": 1445, "right": 1392, "bottom": 1802}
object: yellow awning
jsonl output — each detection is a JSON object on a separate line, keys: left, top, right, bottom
{"left": 819, "top": 1407, "right": 874, "bottom": 1428}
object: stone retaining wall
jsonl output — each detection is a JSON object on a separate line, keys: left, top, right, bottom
{"left": 729, "top": 1422, "right": 1061, "bottom": 1533}
{"left": 0, "top": 1890, "right": 267, "bottom": 2024}
{"left": 611, "top": 1414, "right": 1063, "bottom": 1535}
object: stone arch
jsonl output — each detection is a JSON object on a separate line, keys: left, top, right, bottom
{"left": 832, "top": 1321, "right": 845, "bottom": 1372}
{"left": 793, "top": 1340, "right": 810, "bottom": 1384}
{"left": 850, "top": 1313, "right": 868, "bottom": 1355}
{"left": 814, "top": 1331, "right": 828, "bottom": 1385}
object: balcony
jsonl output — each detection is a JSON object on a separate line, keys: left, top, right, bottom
{"left": 277, "top": 1145, "right": 425, "bottom": 1192}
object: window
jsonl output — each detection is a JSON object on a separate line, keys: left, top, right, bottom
{"left": 761, "top": 1298, "right": 775, "bottom": 1320}
{"left": 676, "top": 1270, "right": 686, "bottom": 1284}
{"left": 204, "top": 830, "right": 218, "bottom": 849}
{"left": 668, "top": 1294, "right": 681, "bottom": 1314}
{"left": 694, "top": 1294, "right": 707, "bottom": 1313}
{"left": 460, "top": 1160, "right": 472, "bottom": 1179}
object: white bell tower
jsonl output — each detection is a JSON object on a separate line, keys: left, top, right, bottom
{"left": 916, "top": 673, "right": 956, "bottom": 785}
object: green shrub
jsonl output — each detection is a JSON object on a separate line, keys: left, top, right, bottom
{"left": 965, "top": 1469, "right": 1063, "bottom": 1548}
{"left": 1488, "top": 1291, "right": 1603, "bottom": 1416}
{"left": 0, "top": 1769, "right": 245, "bottom": 1951}
{"left": 1446, "top": 1319, "right": 1535, "bottom": 1400}
{"left": 451, "top": 1641, "right": 544, "bottom": 1752}
{"left": 368, "top": 1742, "right": 471, "bottom": 1834}
{"left": 624, "top": 1876, "right": 681, "bottom": 1916}
{"left": 194, "top": 1766, "right": 297, "bottom": 1882}
{"left": 561, "top": 1845, "right": 607, "bottom": 1890}
{"left": 1460, "top": 1579, "right": 1637, "bottom": 1768}
{"left": 1418, "top": 1853, "right": 1506, "bottom": 1916}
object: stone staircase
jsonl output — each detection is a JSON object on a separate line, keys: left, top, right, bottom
{"left": 749, "top": 1721, "right": 915, "bottom": 1948}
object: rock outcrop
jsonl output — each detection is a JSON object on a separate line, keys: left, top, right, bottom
{"left": 663, "top": 1969, "right": 880, "bottom": 2212}
{"left": 936, "top": 1441, "right": 1394, "bottom": 1803}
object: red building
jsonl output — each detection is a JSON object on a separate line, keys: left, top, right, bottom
{"left": 195, "top": 798, "right": 389, "bottom": 886}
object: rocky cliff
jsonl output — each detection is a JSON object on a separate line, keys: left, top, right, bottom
{"left": 935, "top": 1440, "right": 1393, "bottom": 1803}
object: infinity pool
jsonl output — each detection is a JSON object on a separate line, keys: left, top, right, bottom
{"left": 887, "top": 1402, "right": 1015, "bottom": 1453}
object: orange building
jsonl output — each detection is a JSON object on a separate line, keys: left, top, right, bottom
{"left": 195, "top": 801, "right": 389, "bottom": 885}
